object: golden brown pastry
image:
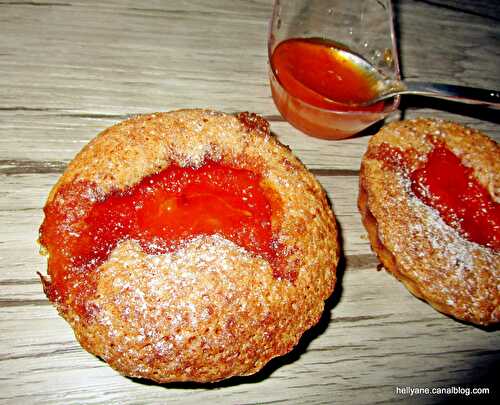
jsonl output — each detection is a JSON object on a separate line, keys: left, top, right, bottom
{"left": 38, "top": 109, "right": 339, "bottom": 382}
{"left": 359, "top": 118, "right": 500, "bottom": 326}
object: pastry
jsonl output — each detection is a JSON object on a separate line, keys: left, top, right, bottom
{"left": 38, "top": 109, "right": 339, "bottom": 382}
{"left": 359, "top": 118, "right": 499, "bottom": 325}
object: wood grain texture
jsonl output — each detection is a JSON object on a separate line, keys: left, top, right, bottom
{"left": 0, "top": 0, "right": 499, "bottom": 404}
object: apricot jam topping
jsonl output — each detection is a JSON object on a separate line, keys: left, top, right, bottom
{"left": 40, "top": 161, "right": 286, "bottom": 316}
{"left": 270, "top": 38, "right": 385, "bottom": 112}
{"left": 371, "top": 142, "right": 500, "bottom": 250}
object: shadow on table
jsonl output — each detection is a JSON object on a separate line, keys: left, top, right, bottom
{"left": 399, "top": 96, "right": 500, "bottom": 125}
{"left": 429, "top": 354, "right": 500, "bottom": 404}
{"left": 349, "top": 95, "right": 500, "bottom": 142}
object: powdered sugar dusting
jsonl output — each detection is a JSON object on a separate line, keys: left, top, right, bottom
{"left": 371, "top": 165, "right": 499, "bottom": 324}
{"left": 89, "top": 234, "right": 276, "bottom": 354}
{"left": 365, "top": 119, "right": 499, "bottom": 324}
{"left": 71, "top": 232, "right": 318, "bottom": 381}
{"left": 400, "top": 174, "right": 497, "bottom": 274}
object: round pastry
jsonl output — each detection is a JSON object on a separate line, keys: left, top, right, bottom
{"left": 38, "top": 109, "right": 339, "bottom": 383}
{"left": 359, "top": 118, "right": 499, "bottom": 326}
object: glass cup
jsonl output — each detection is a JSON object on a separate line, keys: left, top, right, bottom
{"left": 268, "top": 0, "right": 400, "bottom": 139}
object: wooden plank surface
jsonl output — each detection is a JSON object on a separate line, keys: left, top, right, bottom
{"left": 0, "top": 0, "right": 499, "bottom": 404}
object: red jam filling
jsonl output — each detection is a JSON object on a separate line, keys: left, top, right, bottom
{"left": 270, "top": 37, "right": 385, "bottom": 112}
{"left": 410, "top": 145, "right": 500, "bottom": 250}
{"left": 40, "top": 160, "right": 288, "bottom": 316}
{"left": 370, "top": 142, "right": 500, "bottom": 250}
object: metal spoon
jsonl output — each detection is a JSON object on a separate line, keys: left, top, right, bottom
{"left": 337, "top": 48, "right": 500, "bottom": 109}
{"left": 366, "top": 80, "right": 500, "bottom": 108}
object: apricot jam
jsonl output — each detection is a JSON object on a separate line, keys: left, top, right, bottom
{"left": 39, "top": 161, "right": 285, "bottom": 316}
{"left": 371, "top": 142, "right": 500, "bottom": 250}
{"left": 270, "top": 38, "right": 384, "bottom": 112}
{"left": 410, "top": 145, "right": 500, "bottom": 250}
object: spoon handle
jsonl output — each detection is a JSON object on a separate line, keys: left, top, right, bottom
{"left": 402, "top": 81, "right": 500, "bottom": 108}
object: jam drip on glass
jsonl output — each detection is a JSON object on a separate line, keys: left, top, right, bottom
{"left": 39, "top": 160, "right": 287, "bottom": 317}
{"left": 370, "top": 142, "right": 500, "bottom": 250}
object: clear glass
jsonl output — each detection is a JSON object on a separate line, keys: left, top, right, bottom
{"left": 268, "top": 0, "right": 400, "bottom": 139}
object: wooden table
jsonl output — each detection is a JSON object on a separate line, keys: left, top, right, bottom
{"left": 1, "top": 1, "right": 498, "bottom": 403}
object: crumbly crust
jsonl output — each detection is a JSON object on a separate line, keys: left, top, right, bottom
{"left": 359, "top": 118, "right": 499, "bottom": 325}
{"left": 41, "top": 109, "right": 339, "bottom": 382}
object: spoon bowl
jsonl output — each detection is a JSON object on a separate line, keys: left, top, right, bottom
{"left": 334, "top": 48, "right": 500, "bottom": 109}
